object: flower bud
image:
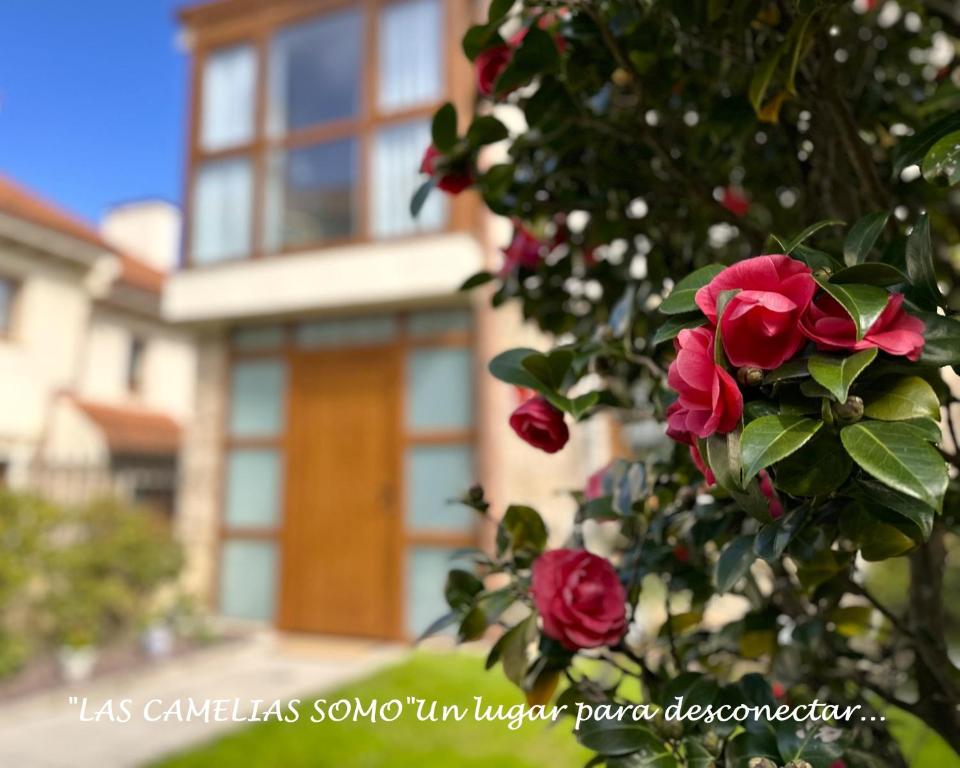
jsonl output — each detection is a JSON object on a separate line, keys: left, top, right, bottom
{"left": 833, "top": 395, "right": 864, "bottom": 424}
{"left": 748, "top": 759, "right": 778, "bottom": 768}
{"left": 812, "top": 266, "right": 833, "bottom": 280}
{"left": 737, "top": 367, "right": 764, "bottom": 387}
{"left": 785, "top": 761, "right": 813, "bottom": 768}
{"left": 702, "top": 729, "right": 721, "bottom": 754}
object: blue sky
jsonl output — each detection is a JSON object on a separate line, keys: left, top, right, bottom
{"left": 0, "top": 0, "right": 187, "bottom": 224}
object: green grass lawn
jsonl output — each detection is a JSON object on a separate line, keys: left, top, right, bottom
{"left": 151, "top": 651, "right": 958, "bottom": 768}
{"left": 150, "top": 652, "right": 590, "bottom": 768}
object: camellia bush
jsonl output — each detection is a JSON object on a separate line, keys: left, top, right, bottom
{"left": 415, "top": 1, "right": 960, "bottom": 766}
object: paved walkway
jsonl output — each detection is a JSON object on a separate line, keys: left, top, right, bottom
{"left": 0, "top": 632, "right": 405, "bottom": 768}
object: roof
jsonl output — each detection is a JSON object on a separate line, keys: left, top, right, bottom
{"left": 74, "top": 400, "right": 182, "bottom": 456}
{"left": 0, "top": 175, "right": 166, "bottom": 296}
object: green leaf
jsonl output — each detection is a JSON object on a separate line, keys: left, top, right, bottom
{"left": 917, "top": 312, "right": 960, "bottom": 366}
{"left": 521, "top": 349, "right": 573, "bottom": 390}
{"left": 487, "top": 615, "right": 535, "bottom": 686}
{"left": 754, "top": 507, "right": 806, "bottom": 560}
{"left": 892, "top": 110, "right": 960, "bottom": 178}
{"left": 843, "top": 212, "right": 889, "bottom": 267}
{"left": 780, "top": 218, "right": 844, "bottom": 254}
{"left": 773, "top": 429, "right": 852, "bottom": 497}
{"left": 900, "top": 417, "right": 943, "bottom": 443}
{"left": 840, "top": 421, "right": 948, "bottom": 512}
{"left": 487, "top": 0, "right": 514, "bottom": 23}
{"left": 497, "top": 505, "right": 548, "bottom": 563}
{"left": 479, "top": 163, "right": 514, "bottom": 198}
{"left": 748, "top": 46, "right": 784, "bottom": 115}
{"left": 431, "top": 102, "right": 458, "bottom": 152}
{"left": 462, "top": 23, "right": 502, "bottom": 60}
{"left": 659, "top": 265, "right": 724, "bottom": 315}
{"left": 410, "top": 178, "right": 435, "bottom": 218}
{"left": 862, "top": 375, "right": 940, "bottom": 421}
{"left": 489, "top": 347, "right": 542, "bottom": 389}
{"left": 716, "top": 535, "right": 756, "bottom": 593}
{"left": 652, "top": 313, "right": 705, "bottom": 346}
{"left": 577, "top": 719, "right": 670, "bottom": 761}
{"left": 444, "top": 569, "right": 484, "bottom": 610}
{"left": 792, "top": 244, "right": 843, "bottom": 272}
{"left": 815, "top": 278, "right": 889, "bottom": 340}
{"left": 846, "top": 478, "right": 935, "bottom": 540}
{"left": 459, "top": 271, "right": 494, "bottom": 291}
{"left": 808, "top": 348, "right": 877, "bottom": 402}
{"left": 830, "top": 262, "right": 907, "bottom": 286}
{"left": 921, "top": 130, "right": 960, "bottom": 186}
{"left": 905, "top": 213, "right": 942, "bottom": 310}
{"left": 458, "top": 605, "right": 488, "bottom": 641}
{"left": 740, "top": 415, "right": 823, "bottom": 484}
{"left": 495, "top": 26, "right": 559, "bottom": 94}
{"left": 466, "top": 115, "right": 509, "bottom": 147}
{"left": 764, "top": 357, "right": 810, "bottom": 384}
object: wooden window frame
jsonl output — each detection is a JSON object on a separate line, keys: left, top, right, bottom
{"left": 182, "top": 0, "right": 476, "bottom": 270}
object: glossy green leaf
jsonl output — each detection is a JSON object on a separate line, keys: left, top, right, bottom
{"left": 830, "top": 262, "right": 907, "bottom": 286}
{"left": 815, "top": 278, "right": 889, "bottom": 340}
{"left": 521, "top": 348, "right": 573, "bottom": 390}
{"left": 459, "top": 271, "right": 494, "bottom": 291}
{"left": 431, "top": 102, "right": 458, "bottom": 152}
{"left": 487, "top": 0, "right": 514, "bottom": 22}
{"left": 496, "top": 505, "right": 548, "bottom": 562}
{"left": 488, "top": 347, "right": 542, "bottom": 389}
{"left": 891, "top": 110, "right": 960, "bottom": 178}
{"left": 916, "top": 312, "right": 960, "bottom": 366}
{"left": 466, "top": 115, "right": 509, "bottom": 147}
{"left": 444, "top": 569, "right": 484, "bottom": 610}
{"left": 659, "top": 264, "right": 724, "bottom": 315}
{"left": 748, "top": 46, "right": 784, "bottom": 116}
{"left": 899, "top": 417, "right": 943, "bottom": 443}
{"left": 807, "top": 347, "right": 877, "bottom": 402}
{"left": 921, "top": 130, "right": 960, "bottom": 185}
{"left": 754, "top": 507, "right": 806, "bottom": 560}
{"left": 652, "top": 313, "right": 705, "bottom": 346}
{"left": 862, "top": 375, "right": 940, "bottom": 421}
{"left": 840, "top": 421, "right": 948, "bottom": 512}
{"left": 843, "top": 212, "right": 889, "bottom": 267}
{"left": 905, "top": 213, "right": 942, "bottom": 310}
{"left": 576, "top": 719, "right": 668, "bottom": 759}
{"left": 410, "top": 178, "right": 435, "bottom": 218}
{"left": 780, "top": 218, "right": 844, "bottom": 254}
{"left": 773, "top": 429, "right": 852, "bottom": 496}
{"left": 846, "top": 478, "right": 935, "bottom": 540}
{"left": 740, "top": 415, "right": 823, "bottom": 484}
{"left": 763, "top": 357, "right": 810, "bottom": 384}
{"left": 716, "top": 535, "right": 756, "bottom": 593}
{"left": 792, "top": 244, "right": 843, "bottom": 273}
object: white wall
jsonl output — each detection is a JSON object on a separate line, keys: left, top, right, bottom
{"left": 101, "top": 201, "right": 182, "bottom": 273}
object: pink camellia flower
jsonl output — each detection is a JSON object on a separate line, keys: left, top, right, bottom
{"left": 500, "top": 222, "right": 544, "bottom": 275}
{"left": 419, "top": 145, "right": 473, "bottom": 194}
{"left": 721, "top": 186, "right": 750, "bottom": 218}
{"left": 666, "top": 326, "right": 743, "bottom": 438}
{"left": 799, "top": 292, "right": 925, "bottom": 361}
{"left": 666, "top": 402, "right": 718, "bottom": 486}
{"left": 695, "top": 254, "right": 817, "bottom": 370}
{"left": 530, "top": 549, "right": 627, "bottom": 651}
{"left": 509, "top": 395, "right": 569, "bottom": 453}
{"left": 758, "top": 470, "right": 784, "bottom": 519}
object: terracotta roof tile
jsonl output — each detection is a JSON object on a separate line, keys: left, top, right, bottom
{"left": 74, "top": 399, "right": 181, "bottom": 456}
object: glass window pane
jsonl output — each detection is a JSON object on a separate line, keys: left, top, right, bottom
{"left": 265, "top": 140, "right": 358, "bottom": 251}
{"left": 407, "top": 548, "right": 473, "bottom": 637}
{"left": 201, "top": 45, "right": 256, "bottom": 151}
{"left": 269, "top": 9, "right": 362, "bottom": 135}
{"left": 224, "top": 449, "right": 282, "bottom": 528}
{"left": 191, "top": 158, "right": 253, "bottom": 264}
{"left": 232, "top": 325, "right": 286, "bottom": 351}
{"left": 229, "top": 360, "right": 286, "bottom": 437}
{"left": 406, "top": 444, "right": 474, "bottom": 533}
{"left": 0, "top": 278, "right": 15, "bottom": 332}
{"left": 219, "top": 540, "right": 277, "bottom": 621}
{"left": 408, "top": 309, "right": 471, "bottom": 338}
{"left": 371, "top": 120, "right": 446, "bottom": 237}
{"left": 296, "top": 316, "right": 397, "bottom": 348}
{"left": 378, "top": 0, "right": 443, "bottom": 112}
{"left": 406, "top": 347, "right": 473, "bottom": 431}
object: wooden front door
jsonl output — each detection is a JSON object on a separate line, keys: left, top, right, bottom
{"left": 278, "top": 345, "right": 401, "bottom": 638}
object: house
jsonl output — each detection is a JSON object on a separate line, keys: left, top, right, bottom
{"left": 167, "top": 0, "right": 614, "bottom": 639}
{"left": 0, "top": 176, "right": 196, "bottom": 512}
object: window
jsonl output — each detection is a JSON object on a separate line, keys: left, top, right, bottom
{"left": 0, "top": 277, "right": 17, "bottom": 335}
{"left": 200, "top": 45, "right": 256, "bottom": 151}
{"left": 191, "top": 158, "right": 253, "bottom": 263}
{"left": 127, "top": 336, "right": 146, "bottom": 393}
{"left": 189, "top": 0, "right": 452, "bottom": 265}
{"left": 268, "top": 9, "right": 363, "bottom": 135}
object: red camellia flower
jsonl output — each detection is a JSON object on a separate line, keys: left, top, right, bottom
{"left": 475, "top": 43, "right": 513, "bottom": 96}
{"left": 759, "top": 470, "right": 784, "bottom": 519}
{"left": 500, "top": 222, "right": 544, "bottom": 275}
{"left": 419, "top": 145, "right": 473, "bottom": 194}
{"left": 695, "top": 254, "right": 817, "bottom": 370}
{"left": 666, "top": 327, "right": 743, "bottom": 438}
{"left": 509, "top": 395, "right": 569, "bottom": 453}
{"left": 666, "top": 403, "right": 718, "bottom": 485}
{"left": 799, "top": 292, "right": 925, "bottom": 361}
{"left": 721, "top": 186, "right": 750, "bottom": 218}
{"left": 530, "top": 549, "right": 627, "bottom": 651}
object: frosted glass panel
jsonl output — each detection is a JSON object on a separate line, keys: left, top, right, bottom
{"left": 407, "top": 548, "right": 473, "bottom": 637}
{"left": 297, "top": 316, "right": 397, "bottom": 348}
{"left": 232, "top": 325, "right": 286, "bottom": 350}
{"left": 408, "top": 309, "right": 471, "bottom": 338}
{"left": 224, "top": 450, "right": 281, "bottom": 528}
{"left": 269, "top": 9, "right": 362, "bottom": 134}
{"left": 229, "top": 360, "right": 286, "bottom": 437}
{"left": 371, "top": 120, "right": 446, "bottom": 237}
{"left": 406, "top": 348, "right": 473, "bottom": 430}
{"left": 201, "top": 45, "right": 256, "bottom": 151}
{"left": 219, "top": 540, "right": 277, "bottom": 621}
{"left": 192, "top": 158, "right": 253, "bottom": 264}
{"left": 406, "top": 444, "right": 474, "bottom": 533}
{"left": 378, "top": 0, "right": 443, "bottom": 111}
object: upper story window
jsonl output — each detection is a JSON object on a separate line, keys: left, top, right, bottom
{"left": 189, "top": 0, "right": 450, "bottom": 268}
{"left": 0, "top": 277, "right": 19, "bottom": 336}
{"left": 127, "top": 335, "right": 146, "bottom": 394}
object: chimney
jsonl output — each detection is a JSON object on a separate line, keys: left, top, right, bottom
{"left": 101, "top": 200, "right": 182, "bottom": 273}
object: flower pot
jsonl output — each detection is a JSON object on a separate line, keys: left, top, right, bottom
{"left": 57, "top": 645, "right": 98, "bottom": 683}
